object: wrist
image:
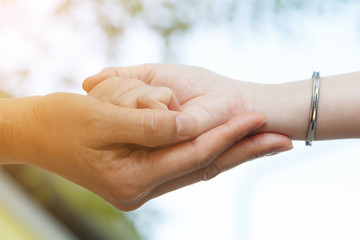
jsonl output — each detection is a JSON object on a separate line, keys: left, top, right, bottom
{"left": 234, "top": 79, "right": 312, "bottom": 140}
{"left": 234, "top": 80, "right": 271, "bottom": 115}
{"left": 0, "top": 96, "right": 43, "bottom": 165}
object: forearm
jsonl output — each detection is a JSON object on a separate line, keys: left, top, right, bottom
{"left": 315, "top": 72, "right": 360, "bottom": 139}
{"left": 239, "top": 72, "right": 360, "bottom": 141}
{"left": 0, "top": 97, "right": 41, "bottom": 165}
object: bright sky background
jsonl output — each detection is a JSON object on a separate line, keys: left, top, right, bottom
{"left": 1, "top": 1, "right": 360, "bottom": 240}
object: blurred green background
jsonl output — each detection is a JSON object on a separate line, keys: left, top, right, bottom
{"left": 0, "top": 0, "right": 350, "bottom": 95}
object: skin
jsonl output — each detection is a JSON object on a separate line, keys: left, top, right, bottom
{"left": 87, "top": 76, "right": 181, "bottom": 111}
{"left": 0, "top": 91, "right": 291, "bottom": 211}
{"left": 84, "top": 64, "right": 360, "bottom": 141}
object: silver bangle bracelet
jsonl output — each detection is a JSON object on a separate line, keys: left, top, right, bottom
{"left": 306, "top": 71, "right": 320, "bottom": 146}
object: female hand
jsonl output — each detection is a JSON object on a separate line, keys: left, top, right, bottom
{"left": 84, "top": 64, "right": 360, "bottom": 141}
{"left": 83, "top": 63, "right": 293, "bottom": 145}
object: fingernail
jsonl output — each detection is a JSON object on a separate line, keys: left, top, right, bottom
{"left": 176, "top": 114, "right": 198, "bottom": 136}
{"left": 256, "top": 119, "right": 268, "bottom": 129}
{"left": 267, "top": 145, "right": 293, "bottom": 156}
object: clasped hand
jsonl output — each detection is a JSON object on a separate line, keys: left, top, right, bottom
{"left": 79, "top": 64, "right": 291, "bottom": 210}
{"left": 4, "top": 64, "right": 291, "bottom": 211}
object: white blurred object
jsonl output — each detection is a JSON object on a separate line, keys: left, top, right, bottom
{"left": 0, "top": 168, "right": 78, "bottom": 240}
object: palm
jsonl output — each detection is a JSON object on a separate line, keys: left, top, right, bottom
{"left": 140, "top": 64, "right": 247, "bottom": 134}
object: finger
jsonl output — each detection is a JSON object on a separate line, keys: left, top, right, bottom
{"left": 198, "top": 133, "right": 293, "bottom": 179}
{"left": 146, "top": 112, "right": 267, "bottom": 185}
{"left": 83, "top": 64, "right": 200, "bottom": 106}
{"left": 88, "top": 76, "right": 146, "bottom": 107}
{"left": 111, "top": 85, "right": 180, "bottom": 110}
{"left": 147, "top": 133, "right": 292, "bottom": 200}
{"left": 138, "top": 87, "right": 181, "bottom": 111}
{"left": 86, "top": 74, "right": 180, "bottom": 110}
{"left": 100, "top": 103, "right": 198, "bottom": 147}
{"left": 83, "top": 65, "right": 155, "bottom": 92}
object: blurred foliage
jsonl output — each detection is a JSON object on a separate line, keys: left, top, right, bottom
{"left": 52, "top": 0, "right": 358, "bottom": 61}
{"left": 0, "top": 0, "right": 356, "bottom": 89}
{"left": 54, "top": 0, "right": 356, "bottom": 33}
{"left": 3, "top": 165, "right": 142, "bottom": 240}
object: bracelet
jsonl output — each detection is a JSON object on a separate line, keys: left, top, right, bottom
{"left": 306, "top": 71, "right": 320, "bottom": 146}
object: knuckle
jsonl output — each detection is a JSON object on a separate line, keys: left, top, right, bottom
{"left": 158, "top": 87, "right": 173, "bottom": 96}
{"left": 142, "top": 113, "right": 164, "bottom": 146}
{"left": 137, "top": 88, "right": 159, "bottom": 108}
{"left": 139, "top": 87, "right": 172, "bottom": 104}
{"left": 192, "top": 140, "right": 218, "bottom": 166}
{"left": 222, "top": 122, "right": 240, "bottom": 141}
{"left": 246, "top": 141, "right": 264, "bottom": 161}
{"left": 158, "top": 87, "right": 174, "bottom": 105}
{"left": 138, "top": 92, "right": 155, "bottom": 106}
{"left": 116, "top": 96, "right": 137, "bottom": 108}
{"left": 188, "top": 142, "right": 217, "bottom": 171}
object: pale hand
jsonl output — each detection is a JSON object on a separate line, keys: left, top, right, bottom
{"left": 85, "top": 64, "right": 360, "bottom": 141}
{"left": 83, "top": 63, "right": 293, "bottom": 142}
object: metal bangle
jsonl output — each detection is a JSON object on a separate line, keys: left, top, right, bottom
{"left": 306, "top": 71, "right": 320, "bottom": 146}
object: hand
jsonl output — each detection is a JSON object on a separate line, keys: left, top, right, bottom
{"left": 86, "top": 64, "right": 357, "bottom": 140}
{"left": 84, "top": 64, "right": 249, "bottom": 135}
{"left": 83, "top": 63, "right": 293, "bottom": 143}
{"left": 88, "top": 76, "right": 181, "bottom": 111}
{"left": 0, "top": 93, "right": 287, "bottom": 211}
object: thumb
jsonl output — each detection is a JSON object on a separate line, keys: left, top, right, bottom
{"left": 100, "top": 104, "right": 198, "bottom": 147}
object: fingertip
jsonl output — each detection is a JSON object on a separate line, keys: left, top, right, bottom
{"left": 82, "top": 77, "right": 92, "bottom": 92}
{"left": 82, "top": 73, "right": 102, "bottom": 93}
{"left": 247, "top": 112, "right": 267, "bottom": 127}
{"left": 168, "top": 94, "right": 181, "bottom": 111}
{"left": 268, "top": 134, "right": 293, "bottom": 154}
{"left": 266, "top": 133, "right": 293, "bottom": 148}
{"left": 83, "top": 67, "right": 118, "bottom": 92}
{"left": 246, "top": 133, "right": 293, "bottom": 160}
